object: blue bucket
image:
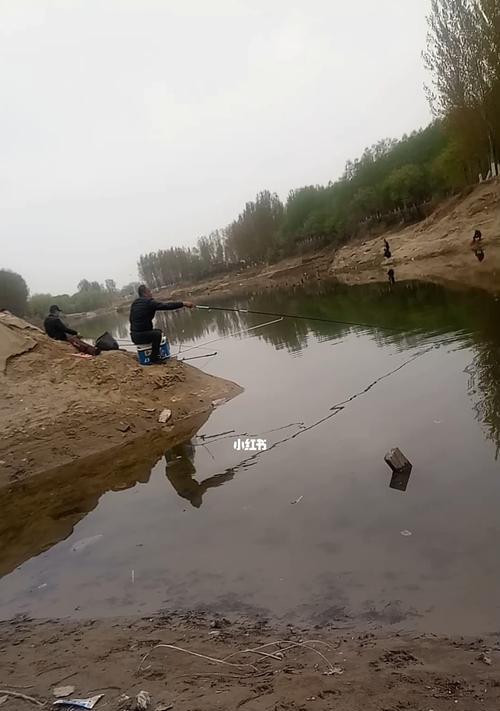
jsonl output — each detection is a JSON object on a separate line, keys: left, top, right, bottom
{"left": 136, "top": 337, "right": 170, "bottom": 365}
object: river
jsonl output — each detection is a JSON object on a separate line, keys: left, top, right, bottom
{"left": 1, "top": 280, "right": 500, "bottom": 633}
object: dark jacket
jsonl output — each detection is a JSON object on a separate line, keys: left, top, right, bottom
{"left": 129, "top": 297, "right": 184, "bottom": 333}
{"left": 44, "top": 314, "right": 78, "bottom": 341}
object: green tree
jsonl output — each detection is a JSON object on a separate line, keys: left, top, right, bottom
{"left": 77, "top": 278, "right": 92, "bottom": 292}
{"left": 383, "top": 165, "right": 429, "bottom": 208}
{"left": 424, "top": 0, "right": 500, "bottom": 174}
{"left": 0, "top": 269, "right": 29, "bottom": 316}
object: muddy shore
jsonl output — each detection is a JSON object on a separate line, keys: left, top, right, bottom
{"left": 1, "top": 613, "right": 500, "bottom": 710}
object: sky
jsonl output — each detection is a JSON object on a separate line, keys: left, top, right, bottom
{"left": 0, "top": 0, "right": 433, "bottom": 295}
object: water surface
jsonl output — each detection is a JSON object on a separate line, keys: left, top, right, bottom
{"left": 1, "top": 281, "right": 500, "bottom": 633}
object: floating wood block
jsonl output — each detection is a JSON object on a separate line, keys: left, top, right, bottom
{"left": 384, "top": 447, "right": 412, "bottom": 474}
{"left": 385, "top": 448, "right": 412, "bottom": 492}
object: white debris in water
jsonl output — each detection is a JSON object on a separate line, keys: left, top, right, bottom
{"left": 71, "top": 534, "right": 103, "bottom": 553}
{"left": 400, "top": 530, "right": 413, "bottom": 537}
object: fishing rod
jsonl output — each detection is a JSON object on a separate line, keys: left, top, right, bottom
{"left": 195, "top": 304, "right": 402, "bottom": 332}
{"left": 178, "top": 351, "right": 218, "bottom": 362}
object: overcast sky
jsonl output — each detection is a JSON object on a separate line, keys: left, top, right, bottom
{"left": 1, "top": 0, "right": 432, "bottom": 295}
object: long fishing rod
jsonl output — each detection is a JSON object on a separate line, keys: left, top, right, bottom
{"left": 195, "top": 304, "right": 402, "bottom": 332}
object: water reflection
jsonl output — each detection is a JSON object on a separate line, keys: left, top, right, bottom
{"left": 466, "top": 353, "right": 500, "bottom": 460}
{"left": 165, "top": 442, "right": 235, "bottom": 508}
{"left": 389, "top": 469, "right": 412, "bottom": 492}
{"left": 0, "top": 416, "right": 211, "bottom": 578}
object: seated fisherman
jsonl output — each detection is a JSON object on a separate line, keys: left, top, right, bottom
{"left": 129, "top": 285, "right": 193, "bottom": 363}
{"left": 44, "top": 304, "right": 99, "bottom": 355}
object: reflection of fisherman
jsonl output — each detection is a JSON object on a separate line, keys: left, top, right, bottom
{"left": 165, "top": 444, "right": 234, "bottom": 508}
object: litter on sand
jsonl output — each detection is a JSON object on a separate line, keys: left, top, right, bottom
{"left": 53, "top": 695, "right": 103, "bottom": 709}
{"left": 53, "top": 686, "right": 76, "bottom": 698}
{"left": 134, "top": 690, "right": 151, "bottom": 710}
{"left": 291, "top": 496, "right": 303, "bottom": 504}
{"left": 0, "top": 697, "right": 8, "bottom": 706}
{"left": 116, "top": 694, "right": 130, "bottom": 709}
{"left": 158, "top": 408, "right": 172, "bottom": 423}
{"left": 400, "top": 530, "right": 413, "bottom": 537}
{"left": 323, "top": 665, "right": 344, "bottom": 675}
{"left": 477, "top": 652, "right": 492, "bottom": 665}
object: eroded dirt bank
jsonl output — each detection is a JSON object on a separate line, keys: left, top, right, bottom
{"left": 1, "top": 614, "right": 499, "bottom": 710}
{"left": 331, "top": 179, "right": 500, "bottom": 292}
{"left": 144, "top": 179, "right": 500, "bottom": 305}
{"left": 0, "top": 312, "right": 241, "bottom": 488}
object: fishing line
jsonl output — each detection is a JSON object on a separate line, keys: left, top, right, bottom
{"left": 194, "top": 342, "right": 436, "bottom": 476}
{"left": 196, "top": 304, "right": 402, "bottom": 332}
{"left": 112, "top": 316, "right": 282, "bottom": 359}
{"left": 104, "top": 299, "right": 403, "bottom": 360}
{"left": 176, "top": 316, "right": 284, "bottom": 355}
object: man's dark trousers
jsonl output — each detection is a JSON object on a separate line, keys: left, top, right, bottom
{"left": 131, "top": 329, "right": 162, "bottom": 360}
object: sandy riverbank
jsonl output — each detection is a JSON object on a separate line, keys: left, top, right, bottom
{"left": 0, "top": 312, "right": 241, "bottom": 489}
{"left": 331, "top": 179, "right": 500, "bottom": 293}
{"left": 1, "top": 613, "right": 499, "bottom": 710}
{"left": 142, "top": 179, "right": 500, "bottom": 306}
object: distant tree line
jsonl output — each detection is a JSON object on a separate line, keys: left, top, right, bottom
{"left": 138, "top": 122, "right": 459, "bottom": 287}
{"left": 28, "top": 278, "right": 139, "bottom": 318}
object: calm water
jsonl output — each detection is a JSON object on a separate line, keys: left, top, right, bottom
{"left": 2, "top": 281, "right": 500, "bottom": 633}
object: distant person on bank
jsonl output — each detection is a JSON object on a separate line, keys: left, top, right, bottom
{"left": 129, "top": 285, "right": 194, "bottom": 364}
{"left": 44, "top": 305, "right": 99, "bottom": 355}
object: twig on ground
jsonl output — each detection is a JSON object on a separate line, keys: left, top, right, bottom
{"left": 53, "top": 670, "right": 78, "bottom": 685}
{"left": 0, "top": 690, "right": 44, "bottom": 707}
{"left": 223, "top": 639, "right": 338, "bottom": 673}
{"left": 138, "top": 644, "right": 258, "bottom": 673}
